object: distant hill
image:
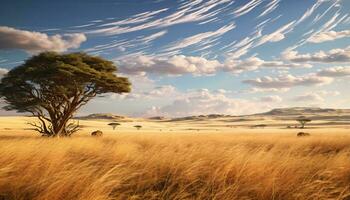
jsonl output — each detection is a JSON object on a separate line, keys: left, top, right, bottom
{"left": 170, "top": 107, "right": 350, "bottom": 122}
{"left": 76, "top": 107, "right": 350, "bottom": 122}
{"left": 257, "top": 107, "right": 350, "bottom": 116}
{"left": 76, "top": 113, "right": 133, "bottom": 122}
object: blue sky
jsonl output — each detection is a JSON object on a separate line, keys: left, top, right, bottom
{"left": 1, "top": 0, "right": 350, "bottom": 117}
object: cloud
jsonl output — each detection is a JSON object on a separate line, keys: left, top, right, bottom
{"left": 318, "top": 90, "right": 340, "bottom": 96}
{"left": 317, "top": 66, "right": 350, "bottom": 77}
{"left": 286, "top": 12, "right": 348, "bottom": 51}
{"left": 290, "top": 90, "right": 339, "bottom": 103}
{"left": 117, "top": 53, "right": 313, "bottom": 76}
{"left": 223, "top": 56, "right": 311, "bottom": 73}
{"left": 259, "top": 95, "right": 282, "bottom": 103}
{"left": 282, "top": 47, "right": 350, "bottom": 63}
{"left": 163, "top": 24, "right": 235, "bottom": 53}
{"left": 246, "top": 87, "right": 290, "bottom": 93}
{"left": 258, "top": 0, "right": 280, "bottom": 18}
{"left": 89, "top": 0, "right": 231, "bottom": 36}
{"left": 307, "top": 30, "right": 350, "bottom": 43}
{"left": 121, "top": 85, "right": 177, "bottom": 100}
{"left": 139, "top": 30, "right": 168, "bottom": 43}
{"left": 118, "top": 55, "right": 222, "bottom": 76}
{"left": 292, "top": 93, "right": 324, "bottom": 102}
{"left": 296, "top": 0, "right": 324, "bottom": 25}
{"left": 225, "top": 28, "right": 263, "bottom": 59}
{"left": 0, "top": 26, "right": 86, "bottom": 53}
{"left": 143, "top": 89, "right": 275, "bottom": 117}
{"left": 234, "top": 0, "right": 263, "bottom": 17}
{"left": 243, "top": 74, "right": 333, "bottom": 89}
{"left": 255, "top": 21, "right": 295, "bottom": 46}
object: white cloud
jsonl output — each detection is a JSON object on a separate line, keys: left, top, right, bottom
{"left": 292, "top": 93, "right": 324, "bottom": 102}
{"left": 259, "top": 95, "right": 282, "bottom": 103}
{"left": 317, "top": 66, "right": 350, "bottom": 77}
{"left": 255, "top": 21, "right": 295, "bottom": 46}
{"left": 318, "top": 90, "right": 340, "bottom": 96}
{"left": 246, "top": 87, "right": 290, "bottom": 93}
{"left": 282, "top": 47, "right": 350, "bottom": 63}
{"left": 296, "top": 0, "right": 324, "bottom": 25}
{"left": 234, "top": 0, "right": 263, "bottom": 17}
{"left": 117, "top": 54, "right": 314, "bottom": 76}
{"left": 223, "top": 56, "right": 312, "bottom": 73}
{"left": 146, "top": 85, "right": 176, "bottom": 96}
{"left": 286, "top": 11, "right": 348, "bottom": 51}
{"left": 138, "top": 31, "right": 168, "bottom": 45}
{"left": 226, "top": 29, "right": 263, "bottom": 59}
{"left": 243, "top": 74, "right": 333, "bottom": 89}
{"left": 89, "top": 0, "right": 231, "bottom": 36}
{"left": 164, "top": 24, "right": 235, "bottom": 52}
{"left": 0, "top": 26, "right": 86, "bottom": 53}
{"left": 143, "top": 89, "right": 275, "bottom": 117}
{"left": 118, "top": 55, "right": 222, "bottom": 76}
{"left": 308, "top": 30, "right": 350, "bottom": 43}
{"left": 258, "top": 0, "right": 280, "bottom": 18}
{"left": 117, "top": 85, "right": 177, "bottom": 101}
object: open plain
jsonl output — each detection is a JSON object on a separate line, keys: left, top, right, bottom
{"left": 1, "top": 108, "right": 350, "bottom": 200}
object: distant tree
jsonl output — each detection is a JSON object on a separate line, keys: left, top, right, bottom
{"left": 134, "top": 125, "right": 142, "bottom": 130}
{"left": 108, "top": 122, "right": 121, "bottom": 130}
{"left": 296, "top": 116, "right": 312, "bottom": 129}
{"left": 0, "top": 52, "right": 131, "bottom": 137}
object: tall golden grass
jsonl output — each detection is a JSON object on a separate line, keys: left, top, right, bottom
{"left": 0, "top": 133, "right": 350, "bottom": 200}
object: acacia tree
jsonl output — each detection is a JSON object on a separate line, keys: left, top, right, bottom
{"left": 296, "top": 116, "right": 312, "bottom": 129}
{"left": 0, "top": 52, "right": 131, "bottom": 137}
{"left": 108, "top": 122, "right": 120, "bottom": 130}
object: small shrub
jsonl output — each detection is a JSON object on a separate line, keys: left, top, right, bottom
{"left": 297, "top": 132, "right": 310, "bottom": 137}
{"left": 91, "top": 130, "right": 103, "bottom": 137}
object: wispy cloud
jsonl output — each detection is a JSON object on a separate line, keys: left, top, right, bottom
{"left": 163, "top": 24, "right": 235, "bottom": 53}
{"left": 223, "top": 56, "right": 311, "bottom": 74}
{"left": 255, "top": 20, "right": 295, "bottom": 46}
{"left": 234, "top": 0, "right": 263, "bottom": 17}
{"left": 243, "top": 74, "right": 333, "bottom": 89}
{"left": 257, "top": 0, "right": 280, "bottom": 18}
{"left": 88, "top": 0, "right": 231, "bottom": 36}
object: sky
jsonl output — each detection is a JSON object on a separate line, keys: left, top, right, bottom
{"left": 0, "top": 0, "right": 350, "bottom": 117}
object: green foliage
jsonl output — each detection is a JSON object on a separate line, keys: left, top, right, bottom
{"left": 108, "top": 122, "right": 121, "bottom": 130}
{"left": 0, "top": 52, "right": 131, "bottom": 137}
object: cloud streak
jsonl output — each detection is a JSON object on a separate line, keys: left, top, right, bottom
{"left": 243, "top": 74, "right": 333, "bottom": 89}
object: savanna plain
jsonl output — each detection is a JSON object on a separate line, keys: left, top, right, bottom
{"left": 1, "top": 109, "right": 350, "bottom": 200}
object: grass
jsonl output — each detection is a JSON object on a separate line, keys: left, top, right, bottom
{"left": 0, "top": 133, "right": 350, "bottom": 200}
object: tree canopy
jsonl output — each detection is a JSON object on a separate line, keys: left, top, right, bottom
{"left": 108, "top": 122, "right": 121, "bottom": 130}
{"left": 0, "top": 52, "right": 131, "bottom": 137}
{"left": 296, "top": 116, "right": 312, "bottom": 129}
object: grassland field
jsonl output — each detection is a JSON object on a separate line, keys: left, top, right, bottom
{"left": 0, "top": 115, "right": 350, "bottom": 200}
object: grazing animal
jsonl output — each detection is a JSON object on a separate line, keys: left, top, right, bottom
{"left": 91, "top": 130, "right": 103, "bottom": 137}
{"left": 297, "top": 132, "right": 310, "bottom": 137}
